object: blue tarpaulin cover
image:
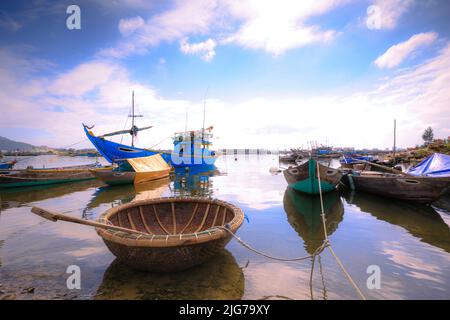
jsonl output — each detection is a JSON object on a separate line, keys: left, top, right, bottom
{"left": 408, "top": 153, "right": 450, "bottom": 177}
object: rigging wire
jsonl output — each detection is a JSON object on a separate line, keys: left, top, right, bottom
{"left": 120, "top": 116, "right": 129, "bottom": 144}
{"left": 148, "top": 134, "right": 173, "bottom": 150}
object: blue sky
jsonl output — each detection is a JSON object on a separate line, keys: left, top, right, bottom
{"left": 0, "top": 0, "right": 449, "bottom": 149}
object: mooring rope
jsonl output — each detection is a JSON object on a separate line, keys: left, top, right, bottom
{"left": 217, "top": 226, "right": 329, "bottom": 262}
{"left": 316, "top": 162, "right": 366, "bottom": 300}
{"left": 318, "top": 255, "right": 328, "bottom": 300}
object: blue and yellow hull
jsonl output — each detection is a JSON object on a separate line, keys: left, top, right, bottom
{"left": 83, "top": 126, "right": 217, "bottom": 168}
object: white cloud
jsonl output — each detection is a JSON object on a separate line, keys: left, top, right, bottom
{"left": 374, "top": 32, "right": 438, "bottom": 69}
{"left": 118, "top": 16, "right": 145, "bottom": 36}
{"left": 0, "top": 49, "right": 192, "bottom": 147}
{"left": 49, "top": 61, "right": 123, "bottom": 97}
{"left": 2, "top": 41, "right": 450, "bottom": 149}
{"left": 180, "top": 38, "right": 216, "bottom": 61}
{"left": 367, "top": 0, "right": 414, "bottom": 30}
{"left": 222, "top": 0, "right": 345, "bottom": 55}
{"left": 100, "top": 0, "right": 349, "bottom": 59}
{"left": 99, "top": 0, "right": 218, "bottom": 59}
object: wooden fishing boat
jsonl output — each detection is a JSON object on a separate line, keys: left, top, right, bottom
{"left": 283, "top": 158, "right": 342, "bottom": 195}
{"left": 279, "top": 153, "right": 298, "bottom": 163}
{"left": 90, "top": 154, "right": 171, "bottom": 186}
{"left": 342, "top": 171, "right": 450, "bottom": 203}
{"left": 90, "top": 169, "right": 135, "bottom": 185}
{"left": 0, "top": 165, "right": 110, "bottom": 188}
{"left": 32, "top": 197, "right": 244, "bottom": 272}
{"left": 0, "top": 165, "right": 112, "bottom": 188}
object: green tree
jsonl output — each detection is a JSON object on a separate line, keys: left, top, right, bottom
{"left": 422, "top": 127, "right": 434, "bottom": 144}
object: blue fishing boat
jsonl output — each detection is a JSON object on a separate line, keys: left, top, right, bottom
{"left": 0, "top": 160, "right": 16, "bottom": 170}
{"left": 83, "top": 92, "right": 218, "bottom": 168}
{"left": 340, "top": 155, "right": 374, "bottom": 165}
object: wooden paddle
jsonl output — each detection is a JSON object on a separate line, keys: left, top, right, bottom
{"left": 31, "top": 206, "right": 151, "bottom": 236}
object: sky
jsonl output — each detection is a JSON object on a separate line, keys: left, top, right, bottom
{"left": 0, "top": 0, "right": 449, "bottom": 150}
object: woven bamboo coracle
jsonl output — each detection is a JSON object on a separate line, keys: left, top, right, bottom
{"left": 96, "top": 197, "right": 244, "bottom": 272}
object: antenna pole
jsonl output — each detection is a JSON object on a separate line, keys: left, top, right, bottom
{"left": 202, "top": 100, "right": 206, "bottom": 142}
{"left": 132, "top": 91, "right": 135, "bottom": 147}
{"left": 202, "top": 87, "right": 209, "bottom": 144}
{"left": 185, "top": 105, "right": 188, "bottom": 133}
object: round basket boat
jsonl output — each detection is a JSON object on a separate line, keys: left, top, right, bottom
{"left": 96, "top": 197, "right": 244, "bottom": 272}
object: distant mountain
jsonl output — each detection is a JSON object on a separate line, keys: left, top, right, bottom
{"left": 0, "top": 136, "right": 36, "bottom": 151}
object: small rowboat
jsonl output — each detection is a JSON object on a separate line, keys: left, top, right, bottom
{"left": 341, "top": 159, "right": 450, "bottom": 203}
{"left": 283, "top": 158, "right": 342, "bottom": 195}
{"left": 0, "top": 165, "right": 111, "bottom": 188}
{"left": 279, "top": 153, "right": 298, "bottom": 163}
{"left": 342, "top": 171, "right": 450, "bottom": 203}
{"left": 31, "top": 197, "right": 244, "bottom": 272}
{"left": 90, "top": 154, "right": 171, "bottom": 186}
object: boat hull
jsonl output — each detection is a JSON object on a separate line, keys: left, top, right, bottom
{"left": 90, "top": 168, "right": 171, "bottom": 186}
{"left": 90, "top": 169, "right": 135, "bottom": 185}
{"left": 84, "top": 126, "right": 217, "bottom": 167}
{"left": 0, "top": 170, "right": 95, "bottom": 188}
{"left": 96, "top": 198, "right": 244, "bottom": 272}
{"left": 283, "top": 158, "right": 342, "bottom": 195}
{"left": 0, "top": 161, "right": 15, "bottom": 170}
{"left": 342, "top": 173, "right": 450, "bottom": 203}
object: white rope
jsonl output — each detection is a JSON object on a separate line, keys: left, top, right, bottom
{"left": 217, "top": 226, "right": 328, "bottom": 262}
{"left": 316, "top": 161, "right": 366, "bottom": 300}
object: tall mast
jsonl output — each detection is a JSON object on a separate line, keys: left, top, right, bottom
{"left": 132, "top": 91, "right": 135, "bottom": 147}
{"left": 128, "top": 90, "right": 143, "bottom": 147}
{"left": 393, "top": 119, "right": 396, "bottom": 164}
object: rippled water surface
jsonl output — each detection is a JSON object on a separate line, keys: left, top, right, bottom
{"left": 1, "top": 155, "right": 449, "bottom": 300}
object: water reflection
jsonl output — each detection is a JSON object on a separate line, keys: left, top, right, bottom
{"left": 434, "top": 194, "right": 450, "bottom": 214}
{"left": 0, "top": 180, "right": 100, "bottom": 211}
{"left": 1, "top": 155, "right": 450, "bottom": 300}
{"left": 95, "top": 250, "right": 244, "bottom": 300}
{"left": 83, "top": 178, "right": 171, "bottom": 217}
{"left": 172, "top": 165, "right": 220, "bottom": 198}
{"left": 342, "top": 190, "right": 450, "bottom": 253}
{"left": 85, "top": 184, "right": 136, "bottom": 211}
{"left": 283, "top": 188, "right": 344, "bottom": 254}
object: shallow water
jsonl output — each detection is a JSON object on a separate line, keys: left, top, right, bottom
{"left": 0, "top": 155, "right": 449, "bottom": 300}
